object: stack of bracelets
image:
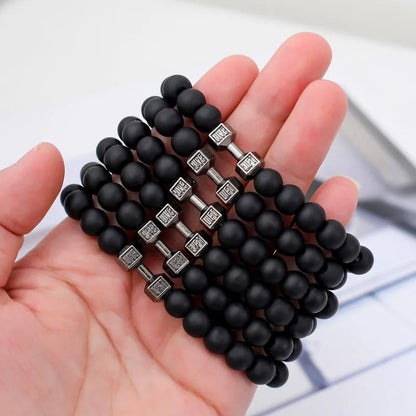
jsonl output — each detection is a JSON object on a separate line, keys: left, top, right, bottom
{"left": 60, "top": 75, "right": 374, "bottom": 388}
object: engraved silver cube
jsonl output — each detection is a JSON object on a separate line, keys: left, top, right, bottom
{"left": 137, "top": 220, "right": 161, "bottom": 245}
{"left": 216, "top": 177, "right": 243, "bottom": 205}
{"left": 185, "top": 231, "right": 211, "bottom": 258}
{"left": 145, "top": 274, "right": 173, "bottom": 302}
{"left": 155, "top": 203, "right": 180, "bottom": 228}
{"left": 164, "top": 251, "right": 190, "bottom": 276}
{"left": 169, "top": 176, "right": 196, "bottom": 202}
{"left": 208, "top": 123, "right": 235, "bottom": 151}
{"left": 236, "top": 152, "right": 264, "bottom": 180}
{"left": 187, "top": 147, "right": 215, "bottom": 175}
{"left": 116, "top": 245, "right": 143, "bottom": 271}
{"left": 200, "top": 202, "right": 227, "bottom": 230}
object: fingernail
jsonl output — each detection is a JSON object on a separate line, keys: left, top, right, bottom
{"left": 343, "top": 176, "right": 361, "bottom": 190}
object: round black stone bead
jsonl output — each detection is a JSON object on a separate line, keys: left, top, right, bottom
{"left": 103, "top": 144, "right": 134, "bottom": 174}
{"left": 246, "top": 355, "right": 276, "bottom": 385}
{"left": 295, "top": 202, "right": 326, "bottom": 233}
{"left": 295, "top": 245, "right": 326, "bottom": 273}
{"left": 64, "top": 189, "right": 93, "bottom": 220}
{"left": 254, "top": 168, "right": 283, "bottom": 197}
{"left": 331, "top": 270, "right": 348, "bottom": 290}
{"left": 255, "top": 210, "right": 284, "bottom": 240}
{"left": 97, "top": 182, "right": 127, "bottom": 211}
{"left": 246, "top": 282, "right": 273, "bottom": 309}
{"left": 267, "top": 362, "right": 289, "bottom": 388}
{"left": 164, "top": 289, "right": 193, "bottom": 318}
{"left": 316, "top": 219, "right": 346, "bottom": 250}
{"left": 171, "top": 127, "right": 201, "bottom": 157}
{"left": 218, "top": 219, "right": 248, "bottom": 249}
{"left": 81, "top": 164, "right": 112, "bottom": 194}
{"left": 121, "top": 120, "right": 151, "bottom": 149}
{"left": 239, "top": 237, "right": 269, "bottom": 267}
{"left": 117, "top": 116, "right": 139, "bottom": 139}
{"left": 276, "top": 228, "right": 304, "bottom": 256}
{"left": 202, "top": 286, "right": 229, "bottom": 312}
{"left": 346, "top": 246, "right": 374, "bottom": 275}
{"left": 286, "top": 311, "right": 316, "bottom": 338}
{"left": 315, "top": 259, "right": 346, "bottom": 289}
{"left": 284, "top": 338, "right": 303, "bottom": 362}
{"left": 183, "top": 309, "right": 212, "bottom": 338}
{"left": 182, "top": 265, "right": 211, "bottom": 294}
{"left": 203, "top": 246, "right": 233, "bottom": 276}
{"left": 225, "top": 342, "right": 255, "bottom": 371}
{"left": 98, "top": 226, "right": 127, "bottom": 255}
{"left": 193, "top": 104, "right": 222, "bottom": 133}
{"left": 265, "top": 333, "right": 294, "bottom": 361}
{"left": 141, "top": 96, "right": 169, "bottom": 127}
{"left": 260, "top": 256, "right": 287, "bottom": 285}
{"left": 332, "top": 233, "right": 361, "bottom": 263}
{"left": 120, "top": 162, "right": 151, "bottom": 191}
{"left": 204, "top": 325, "right": 233, "bottom": 354}
{"left": 275, "top": 185, "right": 305, "bottom": 215}
{"left": 153, "top": 154, "right": 183, "bottom": 184}
{"left": 265, "top": 297, "right": 295, "bottom": 327}
{"left": 300, "top": 284, "right": 328, "bottom": 314}
{"left": 139, "top": 182, "right": 167, "bottom": 210}
{"left": 315, "top": 291, "right": 339, "bottom": 319}
{"left": 177, "top": 88, "right": 206, "bottom": 117}
{"left": 281, "top": 271, "right": 309, "bottom": 300}
{"left": 60, "top": 184, "right": 85, "bottom": 205}
{"left": 243, "top": 318, "right": 273, "bottom": 347}
{"left": 80, "top": 162, "right": 101, "bottom": 181}
{"left": 161, "top": 75, "right": 192, "bottom": 106}
{"left": 136, "top": 136, "right": 165, "bottom": 165}
{"left": 154, "top": 108, "right": 184, "bottom": 137}
{"left": 116, "top": 200, "right": 145, "bottom": 229}
{"left": 96, "top": 137, "right": 120, "bottom": 163}
{"left": 223, "top": 264, "right": 251, "bottom": 294}
{"left": 224, "top": 302, "right": 251, "bottom": 330}
{"left": 235, "top": 192, "right": 265, "bottom": 221}
{"left": 80, "top": 208, "right": 108, "bottom": 236}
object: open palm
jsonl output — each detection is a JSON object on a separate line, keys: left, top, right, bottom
{"left": 0, "top": 33, "right": 359, "bottom": 416}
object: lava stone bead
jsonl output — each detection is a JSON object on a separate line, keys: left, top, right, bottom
{"left": 254, "top": 168, "right": 283, "bottom": 197}
{"left": 239, "top": 237, "right": 269, "bottom": 267}
{"left": 281, "top": 271, "right": 310, "bottom": 300}
{"left": 96, "top": 137, "right": 120, "bottom": 163}
{"left": 60, "top": 184, "right": 85, "bottom": 205}
{"left": 315, "top": 259, "right": 346, "bottom": 289}
{"left": 202, "top": 286, "right": 229, "bottom": 312}
{"left": 315, "top": 291, "right": 338, "bottom": 319}
{"left": 204, "top": 325, "right": 233, "bottom": 354}
{"left": 136, "top": 136, "right": 165, "bottom": 165}
{"left": 203, "top": 246, "right": 233, "bottom": 276}
{"left": 286, "top": 311, "right": 316, "bottom": 338}
{"left": 177, "top": 88, "right": 206, "bottom": 117}
{"left": 274, "top": 185, "right": 305, "bottom": 215}
{"left": 117, "top": 116, "right": 139, "bottom": 139}
{"left": 223, "top": 264, "right": 252, "bottom": 294}
{"left": 121, "top": 120, "right": 151, "bottom": 149}
{"left": 255, "top": 210, "right": 284, "bottom": 240}
{"left": 267, "top": 362, "right": 289, "bottom": 388}
{"left": 80, "top": 208, "right": 108, "bottom": 236}
{"left": 153, "top": 154, "right": 183, "bottom": 184}
{"left": 183, "top": 309, "right": 212, "bottom": 338}
{"left": 300, "top": 284, "right": 328, "bottom": 314}
{"left": 164, "top": 289, "right": 193, "bottom": 318}
{"left": 265, "top": 297, "right": 295, "bottom": 327}
{"left": 141, "top": 96, "right": 169, "bottom": 127}
{"left": 295, "top": 202, "right": 326, "bottom": 233}
{"left": 182, "top": 265, "right": 210, "bottom": 294}
{"left": 116, "top": 200, "right": 145, "bottom": 229}
{"left": 103, "top": 144, "right": 133, "bottom": 174}
{"left": 218, "top": 219, "right": 248, "bottom": 249}
{"left": 154, "top": 108, "right": 184, "bottom": 137}
{"left": 346, "top": 246, "right": 374, "bottom": 275}
{"left": 284, "top": 338, "right": 303, "bottom": 362}
{"left": 98, "top": 226, "right": 127, "bottom": 255}
{"left": 265, "top": 333, "right": 294, "bottom": 361}
{"left": 97, "top": 182, "right": 127, "bottom": 211}
{"left": 139, "top": 182, "right": 167, "bottom": 210}
{"left": 316, "top": 219, "right": 346, "bottom": 250}
{"left": 193, "top": 104, "right": 222, "bottom": 132}
{"left": 235, "top": 192, "right": 265, "bottom": 221}
{"left": 332, "top": 233, "right": 361, "bottom": 263}
{"left": 243, "top": 318, "right": 273, "bottom": 347}
{"left": 295, "top": 245, "right": 326, "bottom": 273}
{"left": 171, "top": 127, "right": 201, "bottom": 157}
{"left": 260, "top": 256, "right": 287, "bottom": 285}
{"left": 225, "top": 342, "right": 255, "bottom": 371}
{"left": 246, "top": 282, "right": 273, "bottom": 309}
{"left": 120, "top": 162, "right": 151, "bottom": 191}
{"left": 276, "top": 228, "right": 305, "bottom": 256}
{"left": 246, "top": 355, "right": 276, "bottom": 385}
{"left": 81, "top": 164, "right": 112, "bottom": 194}
{"left": 161, "top": 74, "right": 192, "bottom": 105}
{"left": 224, "top": 302, "right": 251, "bottom": 330}
{"left": 64, "top": 189, "right": 93, "bottom": 220}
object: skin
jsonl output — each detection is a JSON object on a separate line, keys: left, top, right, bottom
{"left": 0, "top": 33, "right": 358, "bottom": 416}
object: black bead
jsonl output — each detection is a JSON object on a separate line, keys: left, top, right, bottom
{"left": 98, "top": 226, "right": 127, "bottom": 255}
{"left": 255, "top": 210, "right": 284, "bottom": 240}
{"left": 260, "top": 256, "right": 287, "bottom": 285}
{"left": 161, "top": 75, "right": 192, "bottom": 106}
{"left": 141, "top": 96, "right": 169, "bottom": 127}
{"left": 193, "top": 104, "right": 222, "bottom": 133}
{"left": 243, "top": 318, "right": 272, "bottom": 347}
{"left": 120, "top": 162, "right": 151, "bottom": 191}
{"left": 183, "top": 309, "right": 212, "bottom": 338}
{"left": 202, "top": 286, "right": 229, "bottom": 312}
{"left": 235, "top": 192, "right": 265, "bottom": 221}
{"left": 204, "top": 325, "right": 233, "bottom": 354}
{"left": 274, "top": 185, "right": 305, "bottom": 215}
{"left": 331, "top": 270, "right": 348, "bottom": 290}
{"left": 346, "top": 246, "right": 374, "bottom": 275}
{"left": 246, "top": 282, "right": 273, "bottom": 309}
{"left": 224, "top": 302, "right": 251, "bottom": 330}
{"left": 203, "top": 246, "right": 232, "bottom": 276}
{"left": 116, "top": 200, "right": 145, "bottom": 230}
{"left": 254, "top": 169, "right": 283, "bottom": 197}
{"left": 315, "top": 259, "right": 346, "bottom": 289}
{"left": 295, "top": 245, "right": 326, "bottom": 273}
{"left": 218, "top": 219, "right": 248, "bottom": 249}
{"left": 286, "top": 311, "right": 315, "bottom": 338}
{"left": 265, "top": 297, "right": 295, "bottom": 327}
{"left": 164, "top": 289, "right": 193, "bottom": 318}
{"left": 246, "top": 355, "right": 276, "bottom": 385}
{"left": 117, "top": 116, "right": 139, "bottom": 139}
{"left": 177, "top": 88, "right": 206, "bottom": 117}
{"left": 295, "top": 202, "right": 326, "bottom": 233}
{"left": 96, "top": 137, "right": 120, "bottom": 163}
{"left": 80, "top": 162, "right": 101, "bottom": 181}
{"left": 316, "top": 219, "right": 346, "bottom": 250}
{"left": 239, "top": 237, "right": 269, "bottom": 267}
{"left": 153, "top": 154, "right": 183, "bottom": 184}
{"left": 154, "top": 108, "right": 184, "bottom": 137}
{"left": 139, "top": 182, "right": 167, "bottom": 210}
{"left": 332, "top": 233, "right": 361, "bottom": 263}
{"left": 284, "top": 338, "right": 302, "bottom": 362}
{"left": 121, "top": 120, "right": 151, "bottom": 149}
{"left": 136, "top": 136, "right": 165, "bottom": 165}
{"left": 300, "top": 284, "right": 328, "bottom": 314}
{"left": 275, "top": 228, "right": 304, "bottom": 256}
{"left": 81, "top": 164, "right": 112, "bottom": 194}
{"left": 64, "top": 189, "right": 93, "bottom": 220}
{"left": 267, "top": 362, "right": 289, "bottom": 388}
{"left": 103, "top": 144, "right": 133, "bottom": 174}
{"left": 171, "top": 127, "right": 201, "bottom": 157}
{"left": 223, "top": 264, "right": 251, "bottom": 294}
{"left": 225, "top": 342, "right": 255, "bottom": 371}
{"left": 281, "top": 271, "right": 309, "bottom": 300}
{"left": 60, "top": 184, "right": 85, "bottom": 205}
{"left": 182, "top": 265, "right": 211, "bottom": 294}
{"left": 97, "top": 182, "right": 127, "bottom": 211}
{"left": 265, "top": 333, "right": 294, "bottom": 361}
{"left": 315, "top": 291, "right": 338, "bottom": 319}
{"left": 80, "top": 208, "right": 108, "bottom": 236}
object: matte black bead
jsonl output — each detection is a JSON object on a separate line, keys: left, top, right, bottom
{"left": 254, "top": 168, "right": 283, "bottom": 197}
{"left": 177, "top": 88, "right": 206, "bottom": 117}
{"left": 346, "top": 246, "right": 374, "bottom": 275}
{"left": 80, "top": 162, "right": 101, "bottom": 181}
{"left": 204, "top": 325, "right": 233, "bottom": 354}
{"left": 154, "top": 108, "right": 184, "bottom": 137}
{"left": 316, "top": 219, "right": 346, "bottom": 250}
{"left": 295, "top": 245, "right": 326, "bottom": 273}
{"left": 182, "top": 265, "right": 211, "bottom": 294}
{"left": 243, "top": 318, "right": 273, "bottom": 347}
{"left": 103, "top": 144, "right": 133, "bottom": 174}
{"left": 281, "top": 271, "right": 309, "bottom": 300}
{"left": 315, "top": 291, "right": 338, "bottom": 319}
{"left": 203, "top": 246, "right": 233, "bottom": 276}
{"left": 121, "top": 120, "right": 151, "bottom": 149}
{"left": 97, "top": 182, "right": 127, "bottom": 211}
{"left": 183, "top": 309, "right": 212, "bottom": 338}
{"left": 224, "top": 302, "right": 251, "bottom": 330}
{"left": 64, "top": 189, "right": 93, "bottom": 220}
{"left": 284, "top": 338, "right": 302, "bottom": 362}
{"left": 81, "top": 164, "right": 112, "bottom": 194}
{"left": 239, "top": 237, "right": 269, "bottom": 267}
{"left": 164, "top": 289, "right": 193, "bottom": 318}
{"left": 246, "top": 282, "right": 273, "bottom": 309}
{"left": 98, "top": 226, "right": 127, "bottom": 255}
{"left": 265, "top": 298, "right": 295, "bottom": 327}
{"left": 60, "top": 184, "right": 85, "bottom": 205}
{"left": 218, "top": 219, "right": 248, "bottom": 249}
{"left": 161, "top": 75, "right": 192, "bottom": 106}
{"left": 255, "top": 210, "right": 284, "bottom": 240}
{"left": 223, "top": 264, "right": 251, "bottom": 294}
{"left": 141, "top": 96, "right": 169, "bottom": 127}
{"left": 225, "top": 342, "right": 255, "bottom": 371}
{"left": 136, "top": 136, "right": 165, "bottom": 165}
{"left": 267, "top": 362, "right": 289, "bottom": 388}
{"left": 315, "top": 259, "right": 346, "bottom": 289}
{"left": 139, "top": 182, "right": 167, "bottom": 210}
{"left": 193, "top": 104, "right": 222, "bottom": 133}
{"left": 300, "top": 284, "right": 328, "bottom": 314}
{"left": 153, "top": 154, "right": 183, "bottom": 184}
{"left": 120, "top": 162, "right": 151, "bottom": 191}
{"left": 235, "top": 192, "right": 265, "bottom": 222}
{"left": 286, "top": 311, "right": 315, "bottom": 338}
{"left": 202, "top": 286, "right": 229, "bottom": 312}
{"left": 117, "top": 116, "right": 139, "bottom": 139}
{"left": 80, "top": 208, "right": 108, "bottom": 236}
{"left": 265, "top": 333, "right": 294, "bottom": 361}
{"left": 309, "top": 316, "right": 317, "bottom": 335}
{"left": 246, "top": 355, "right": 276, "bottom": 385}
{"left": 260, "top": 256, "right": 287, "bottom": 285}
{"left": 116, "top": 200, "right": 145, "bottom": 230}
{"left": 96, "top": 137, "right": 120, "bottom": 163}
{"left": 331, "top": 270, "right": 348, "bottom": 290}
{"left": 274, "top": 185, "right": 305, "bottom": 215}
{"left": 332, "top": 233, "right": 361, "bottom": 263}
{"left": 171, "top": 127, "right": 201, "bottom": 157}
{"left": 275, "top": 228, "right": 304, "bottom": 256}
{"left": 295, "top": 202, "right": 326, "bottom": 233}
